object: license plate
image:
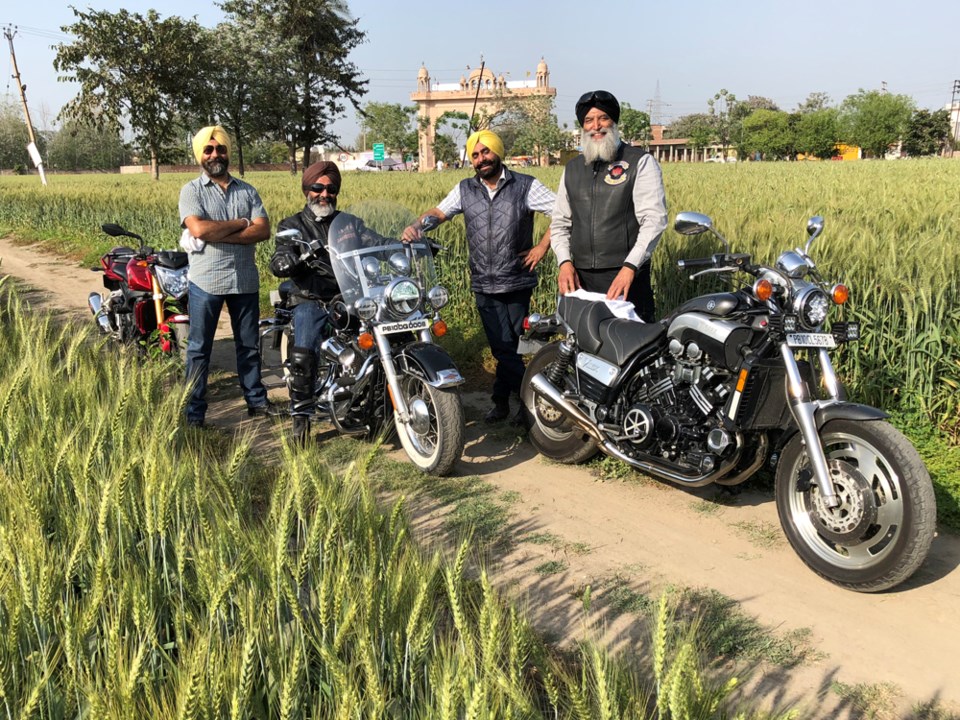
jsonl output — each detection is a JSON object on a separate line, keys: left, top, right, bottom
{"left": 786, "top": 333, "right": 836, "bottom": 348}
{"left": 379, "top": 318, "right": 430, "bottom": 334}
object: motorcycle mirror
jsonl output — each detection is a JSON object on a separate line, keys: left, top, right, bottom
{"left": 804, "top": 215, "right": 825, "bottom": 254}
{"left": 276, "top": 228, "right": 302, "bottom": 242}
{"left": 101, "top": 223, "right": 142, "bottom": 241}
{"left": 673, "top": 212, "right": 713, "bottom": 236}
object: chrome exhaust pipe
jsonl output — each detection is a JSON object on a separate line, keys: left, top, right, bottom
{"left": 528, "top": 372, "right": 739, "bottom": 487}
{"left": 87, "top": 293, "right": 112, "bottom": 333}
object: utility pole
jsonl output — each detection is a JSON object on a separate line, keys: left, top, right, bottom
{"left": 951, "top": 80, "right": 960, "bottom": 158}
{"left": 4, "top": 24, "right": 47, "bottom": 185}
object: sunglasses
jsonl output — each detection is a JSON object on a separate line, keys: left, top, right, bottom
{"left": 202, "top": 144, "right": 228, "bottom": 156}
{"left": 576, "top": 90, "right": 616, "bottom": 106}
{"left": 308, "top": 183, "right": 340, "bottom": 195}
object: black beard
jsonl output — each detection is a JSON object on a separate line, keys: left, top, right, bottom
{"left": 202, "top": 157, "right": 229, "bottom": 177}
{"left": 476, "top": 158, "right": 501, "bottom": 181}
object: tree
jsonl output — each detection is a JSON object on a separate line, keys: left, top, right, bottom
{"left": 359, "top": 102, "right": 417, "bottom": 156}
{"left": 840, "top": 89, "right": 914, "bottom": 158}
{"left": 432, "top": 134, "right": 458, "bottom": 166}
{"left": 46, "top": 119, "right": 130, "bottom": 170}
{"left": 618, "top": 102, "right": 651, "bottom": 145}
{"left": 54, "top": 8, "right": 206, "bottom": 179}
{"left": 502, "top": 96, "right": 569, "bottom": 162}
{"left": 708, "top": 88, "right": 741, "bottom": 153}
{"left": 664, "top": 113, "right": 714, "bottom": 143}
{"left": 902, "top": 109, "right": 951, "bottom": 157}
{"left": 0, "top": 100, "right": 45, "bottom": 172}
{"left": 742, "top": 95, "right": 780, "bottom": 113}
{"left": 795, "top": 108, "right": 841, "bottom": 159}
{"left": 434, "top": 110, "right": 470, "bottom": 162}
{"left": 797, "top": 92, "right": 832, "bottom": 114}
{"left": 220, "top": 0, "right": 367, "bottom": 169}
{"left": 740, "top": 109, "right": 794, "bottom": 159}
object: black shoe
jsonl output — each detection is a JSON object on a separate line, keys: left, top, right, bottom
{"left": 186, "top": 417, "right": 205, "bottom": 428}
{"left": 247, "top": 401, "right": 283, "bottom": 418}
{"left": 292, "top": 415, "right": 311, "bottom": 446}
{"left": 509, "top": 406, "right": 529, "bottom": 429}
{"left": 484, "top": 398, "right": 510, "bottom": 423}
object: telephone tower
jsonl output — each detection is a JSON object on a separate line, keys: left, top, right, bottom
{"left": 647, "top": 80, "right": 669, "bottom": 126}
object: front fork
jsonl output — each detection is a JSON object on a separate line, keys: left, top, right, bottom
{"left": 779, "top": 343, "right": 842, "bottom": 508}
{"left": 374, "top": 329, "right": 411, "bottom": 422}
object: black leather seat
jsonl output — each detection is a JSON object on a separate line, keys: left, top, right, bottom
{"left": 597, "top": 318, "right": 666, "bottom": 366}
{"left": 557, "top": 296, "right": 616, "bottom": 354}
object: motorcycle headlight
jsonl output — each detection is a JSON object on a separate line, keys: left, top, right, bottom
{"left": 427, "top": 285, "right": 449, "bottom": 310}
{"left": 155, "top": 266, "right": 189, "bottom": 299}
{"left": 355, "top": 296, "right": 377, "bottom": 320}
{"left": 386, "top": 279, "right": 421, "bottom": 316}
{"left": 794, "top": 286, "right": 830, "bottom": 329}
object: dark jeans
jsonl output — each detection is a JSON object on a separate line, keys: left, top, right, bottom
{"left": 185, "top": 282, "right": 267, "bottom": 422}
{"left": 577, "top": 262, "right": 655, "bottom": 322}
{"left": 293, "top": 300, "right": 330, "bottom": 351}
{"left": 475, "top": 287, "right": 533, "bottom": 400}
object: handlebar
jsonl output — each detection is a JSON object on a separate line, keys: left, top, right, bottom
{"left": 677, "top": 256, "right": 717, "bottom": 270}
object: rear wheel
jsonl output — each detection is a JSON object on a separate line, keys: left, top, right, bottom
{"left": 394, "top": 372, "right": 464, "bottom": 476}
{"left": 520, "top": 343, "right": 598, "bottom": 464}
{"left": 775, "top": 419, "right": 936, "bottom": 592}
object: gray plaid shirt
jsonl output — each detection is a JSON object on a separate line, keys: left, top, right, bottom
{"left": 178, "top": 173, "right": 268, "bottom": 294}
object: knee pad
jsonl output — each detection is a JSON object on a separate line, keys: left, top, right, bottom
{"left": 286, "top": 345, "right": 318, "bottom": 394}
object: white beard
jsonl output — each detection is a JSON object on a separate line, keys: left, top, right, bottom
{"left": 309, "top": 199, "right": 336, "bottom": 219}
{"left": 582, "top": 124, "right": 621, "bottom": 164}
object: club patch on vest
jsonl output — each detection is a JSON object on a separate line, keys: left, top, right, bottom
{"left": 604, "top": 160, "right": 630, "bottom": 185}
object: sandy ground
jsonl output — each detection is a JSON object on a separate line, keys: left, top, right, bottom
{"left": 3, "top": 235, "right": 959, "bottom": 718}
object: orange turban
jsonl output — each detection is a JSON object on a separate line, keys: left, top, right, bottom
{"left": 192, "top": 125, "right": 231, "bottom": 164}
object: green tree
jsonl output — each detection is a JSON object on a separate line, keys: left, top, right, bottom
{"left": 0, "top": 100, "right": 45, "bottom": 172}
{"left": 54, "top": 7, "right": 206, "bottom": 179}
{"left": 506, "top": 96, "right": 569, "bottom": 162}
{"left": 434, "top": 110, "right": 470, "bottom": 162}
{"left": 618, "top": 102, "right": 651, "bottom": 144}
{"left": 740, "top": 109, "right": 794, "bottom": 160}
{"left": 46, "top": 119, "right": 130, "bottom": 170}
{"left": 840, "top": 89, "right": 914, "bottom": 158}
{"left": 797, "top": 92, "right": 832, "bottom": 114}
{"left": 902, "top": 108, "right": 951, "bottom": 157}
{"left": 432, "top": 133, "right": 458, "bottom": 166}
{"left": 708, "top": 88, "right": 740, "bottom": 153}
{"left": 359, "top": 102, "right": 417, "bottom": 157}
{"left": 219, "top": 0, "right": 367, "bottom": 169}
{"left": 795, "top": 108, "right": 841, "bottom": 159}
{"left": 664, "top": 113, "right": 714, "bottom": 142}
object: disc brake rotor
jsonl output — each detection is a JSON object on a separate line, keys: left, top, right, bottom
{"left": 806, "top": 459, "right": 878, "bottom": 543}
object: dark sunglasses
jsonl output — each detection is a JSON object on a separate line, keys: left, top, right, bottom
{"left": 308, "top": 183, "right": 339, "bottom": 195}
{"left": 202, "top": 144, "right": 228, "bottom": 155}
{"left": 577, "top": 90, "right": 616, "bottom": 106}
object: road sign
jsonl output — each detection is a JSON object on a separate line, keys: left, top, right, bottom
{"left": 373, "top": 143, "right": 385, "bottom": 161}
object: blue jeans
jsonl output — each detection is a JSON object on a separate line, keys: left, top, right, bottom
{"left": 293, "top": 300, "right": 330, "bottom": 351}
{"left": 475, "top": 287, "right": 533, "bottom": 400}
{"left": 185, "top": 282, "right": 267, "bottom": 421}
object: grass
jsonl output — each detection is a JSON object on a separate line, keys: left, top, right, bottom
{"left": 731, "top": 520, "right": 785, "bottom": 549}
{"left": 831, "top": 681, "right": 903, "bottom": 720}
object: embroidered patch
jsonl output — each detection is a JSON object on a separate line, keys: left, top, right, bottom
{"left": 604, "top": 160, "right": 630, "bottom": 185}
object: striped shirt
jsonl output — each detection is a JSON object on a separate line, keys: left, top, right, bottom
{"left": 178, "top": 173, "right": 268, "bottom": 294}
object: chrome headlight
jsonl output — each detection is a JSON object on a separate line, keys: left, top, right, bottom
{"left": 354, "top": 296, "right": 377, "bottom": 320}
{"left": 386, "top": 279, "right": 421, "bottom": 316}
{"left": 427, "top": 285, "right": 449, "bottom": 310}
{"left": 155, "top": 266, "right": 189, "bottom": 299}
{"left": 794, "top": 286, "right": 830, "bottom": 329}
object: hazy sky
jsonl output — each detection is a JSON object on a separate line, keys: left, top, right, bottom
{"left": 4, "top": 0, "right": 958, "bottom": 144}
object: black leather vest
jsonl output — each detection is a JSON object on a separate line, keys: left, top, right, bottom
{"left": 563, "top": 143, "right": 648, "bottom": 269}
{"left": 460, "top": 170, "right": 537, "bottom": 294}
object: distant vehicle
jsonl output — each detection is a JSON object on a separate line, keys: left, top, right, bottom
{"left": 360, "top": 158, "right": 407, "bottom": 172}
{"left": 705, "top": 155, "right": 736, "bottom": 163}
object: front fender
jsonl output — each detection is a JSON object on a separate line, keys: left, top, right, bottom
{"left": 397, "top": 342, "right": 464, "bottom": 387}
{"left": 815, "top": 401, "right": 888, "bottom": 428}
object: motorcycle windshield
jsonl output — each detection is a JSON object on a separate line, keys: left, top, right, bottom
{"left": 327, "top": 203, "right": 438, "bottom": 320}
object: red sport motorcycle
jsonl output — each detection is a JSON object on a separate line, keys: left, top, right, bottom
{"left": 87, "top": 223, "right": 190, "bottom": 356}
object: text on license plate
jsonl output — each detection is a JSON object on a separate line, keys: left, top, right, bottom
{"left": 379, "top": 318, "right": 430, "bottom": 334}
{"left": 786, "top": 333, "right": 836, "bottom": 348}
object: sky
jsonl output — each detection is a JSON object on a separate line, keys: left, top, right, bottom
{"left": 4, "top": 0, "right": 959, "bottom": 145}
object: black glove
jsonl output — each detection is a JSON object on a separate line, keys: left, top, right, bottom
{"left": 269, "top": 248, "right": 299, "bottom": 277}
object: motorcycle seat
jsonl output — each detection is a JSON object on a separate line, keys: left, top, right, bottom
{"left": 557, "top": 296, "right": 616, "bottom": 354}
{"left": 596, "top": 318, "right": 666, "bottom": 366}
{"left": 155, "top": 250, "right": 189, "bottom": 269}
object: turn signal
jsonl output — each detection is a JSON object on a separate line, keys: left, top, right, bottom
{"left": 832, "top": 284, "right": 849, "bottom": 305}
{"left": 431, "top": 320, "right": 447, "bottom": 337}
{"left": 754, "top": 278, "right": 773, "bottom": 302}
{"left": 358, "top": 332, "right": 375, "bottom": 351}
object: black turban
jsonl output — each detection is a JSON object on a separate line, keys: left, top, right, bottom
{"left": 575, "top": 90, "right": 620, "bottom": 126}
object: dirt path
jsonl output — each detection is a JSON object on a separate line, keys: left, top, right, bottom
{"left": 3, "top": 236, "right": 959, "bottom": 718}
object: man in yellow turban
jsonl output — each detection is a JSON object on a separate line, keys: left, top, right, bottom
{"left": 402, "top": 129, "right": 555, "bottom": 425}
{"left": 178, "top": 125, "right": 275, "bottom": 427}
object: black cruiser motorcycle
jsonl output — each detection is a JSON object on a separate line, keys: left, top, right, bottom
{"left": 520, "top": 212, "right": 936, "bottom": 592}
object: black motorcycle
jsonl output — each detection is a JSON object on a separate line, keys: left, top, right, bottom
{"left": 519, "top": 212, "right": 936, "bottom": 592}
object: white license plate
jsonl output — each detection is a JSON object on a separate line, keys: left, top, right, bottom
{"left": 379, "top": 318, "right": 430, "bottom": 334}
{"left": 787, "top": 333, "right": 836, "bottom": 348}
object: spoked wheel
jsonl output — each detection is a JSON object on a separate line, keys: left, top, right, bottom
{"left": 520, "top": 343, "right": 598, "bottom": 464}
{"left": 775, "top": 419, "right": 936, "bottom": 592}
{"left": 394, "top": 371, "right": 464, "bottom": 476}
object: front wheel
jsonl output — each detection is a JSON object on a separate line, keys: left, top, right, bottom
{"left": 775, "top": 419, "right": 936, "bottom": 592}
{"left": 520, "top": 342, "right": 598, "bottom": 464}
{"left": 394, "top": 372, "right": 464, "bottom": 476}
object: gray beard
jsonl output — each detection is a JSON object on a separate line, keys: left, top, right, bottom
{"left": 582, "top": 124, "right": 621, "bottom": 164}
{"left": 308, "top": 200, "right": 336, "bottom": 219}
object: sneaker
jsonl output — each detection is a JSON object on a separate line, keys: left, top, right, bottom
{"left": 484, "top": 398, "right": 510, "bottom": 424}
{"left": 247, "top": 401, "right": 283, "bottom": 418}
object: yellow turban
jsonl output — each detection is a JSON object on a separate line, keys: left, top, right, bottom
{"left": 192, "top": 125, "right": 231, "bottom": 164}
{"left": 465, "top": 129, "right": 504, "bottom": 161}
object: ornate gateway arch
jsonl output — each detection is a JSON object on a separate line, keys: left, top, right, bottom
{"left": 410, "top": 58, "right": 556, "bottom": 172}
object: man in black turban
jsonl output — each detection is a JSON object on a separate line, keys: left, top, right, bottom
{"left": 549, "top": 90, "right": 668, "bottom": 322}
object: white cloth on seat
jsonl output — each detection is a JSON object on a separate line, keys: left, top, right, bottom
{"left": 179, "top": 229, "right": 206, "bottom": 253}
{"left": 563, "top": 289, "right": 643, "bottom": 322}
